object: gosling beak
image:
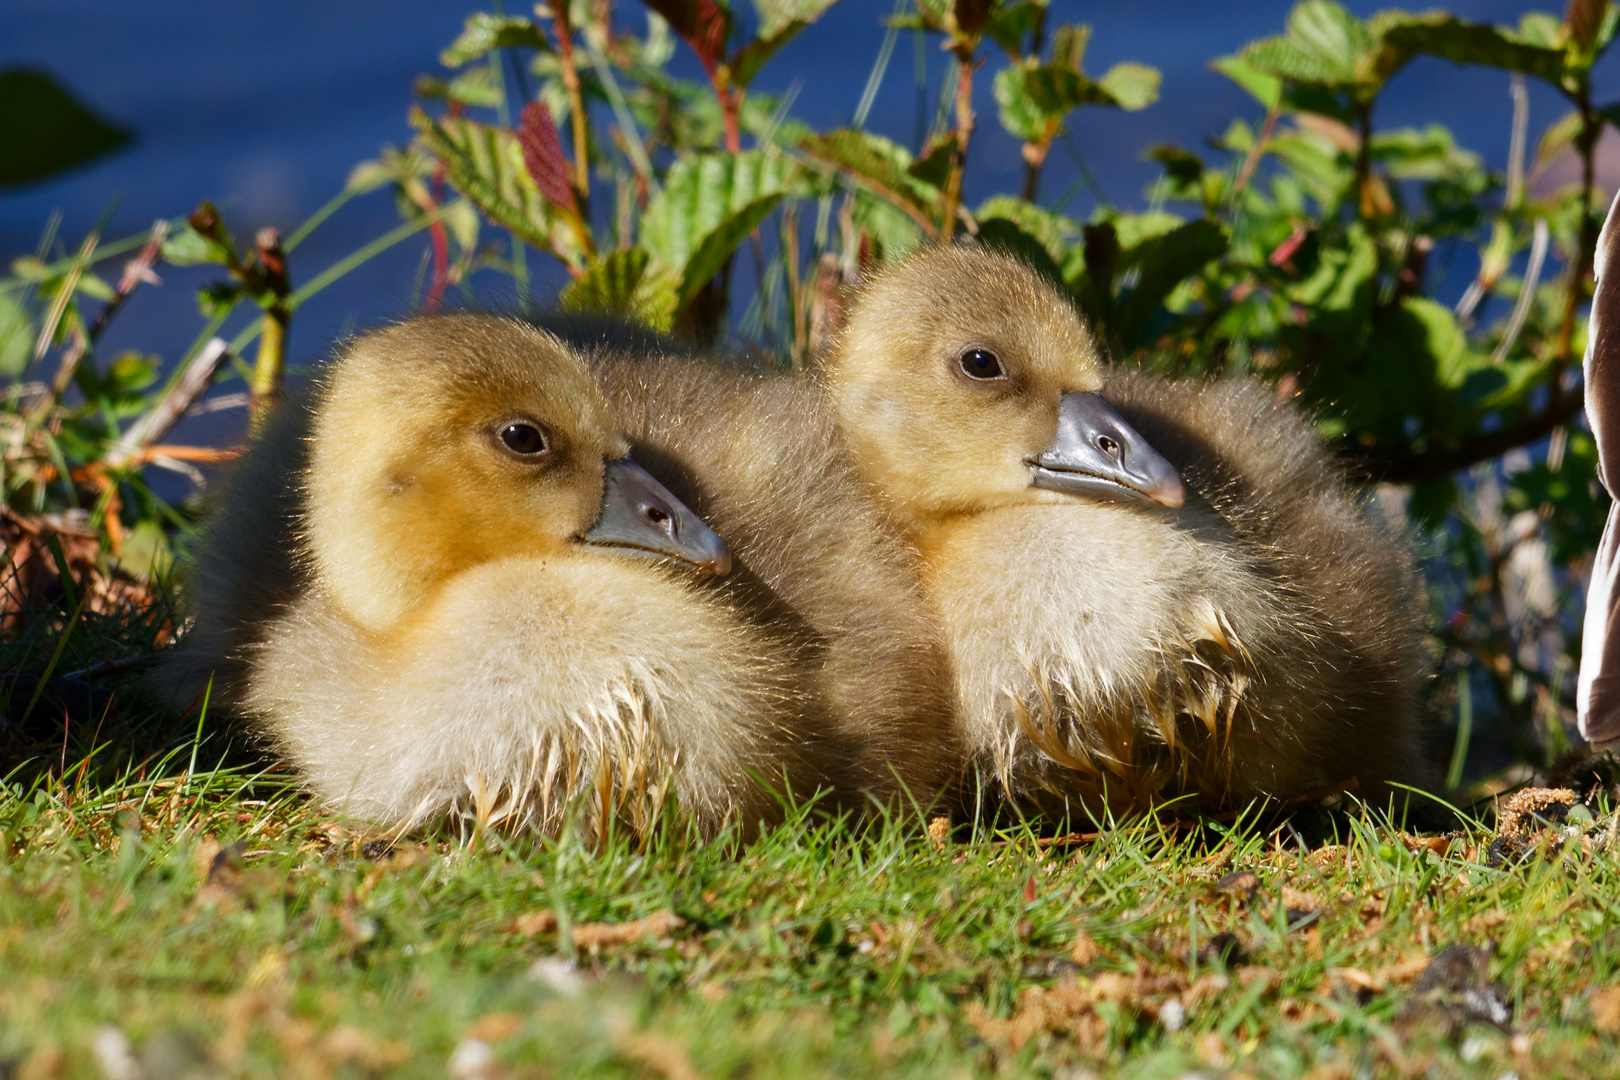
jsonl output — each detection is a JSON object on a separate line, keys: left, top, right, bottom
{"left": 584, "top": 458, "right": 733, "bottom": 576}
{"left": 1029, "top": 391, "right": 1185, "bottom": 508}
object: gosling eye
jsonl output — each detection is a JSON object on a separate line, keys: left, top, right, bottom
{"left": 498, "top": 421, "right": 550, "bottom": 457}
{"left": 958, "top": 348, "right": 1004, "bottom": 381}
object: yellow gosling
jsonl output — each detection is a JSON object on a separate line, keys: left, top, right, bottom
{"left": 822, "top": 245, "right": 1428, "bottom": 817}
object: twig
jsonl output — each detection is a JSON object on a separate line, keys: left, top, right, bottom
{"left": 940, "top": 48, "right": 979, "bottom": 237}
{"left": 106, "top": 338, "right": 233, "bottom": 470}
{"left": 1229, "top": 108, "right": 1279, "bottom": 209}
{"left": 1489, "top": 217, "right": 1549, "bottom": 365}
{"left": 1353, "top": 390, "right": 1586, "bottom": 484}
{"left": 249, "top": 228, "right": 291, "bottom": 432}
{"left": 1506, "top": 74, "right": 1529, "bottom": 209}
{"left": 546, "top": 0, "right": 592, "bottom": 217}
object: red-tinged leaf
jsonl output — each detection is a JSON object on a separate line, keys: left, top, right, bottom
{"left": 517, "top": 102, "right": 576, "bottom": 214}
{"left": 641, "top": 0, "right": 728, "bottom": 69}
{"left": 1269, "top": 224, "right": 1308, "bottom": 269}
{"left": 1024, "top": 874, "right": 1037, "bottom": 904}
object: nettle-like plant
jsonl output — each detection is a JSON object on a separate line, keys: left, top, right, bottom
{"left": 4, "top": 0, "right": 1620, "bottom": 784}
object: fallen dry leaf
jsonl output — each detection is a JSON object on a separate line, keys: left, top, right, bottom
{"left": 571, "top": 909, "right": 684, "bottom": 949}
{"left": 1070, "top": 928, "right": 1098, "bottom": 965}
{"left": 466, "top": 1012, "right": 524, "bottom": 1042}
{"left": 1590, "top": 985, "right": 1620, "bottom": 1034}
{"left": 509, "top": 909, "right": 559, "bottom": 936}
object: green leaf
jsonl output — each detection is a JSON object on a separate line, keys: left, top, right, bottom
{"left": 906, "top": 137, "right": 955, "bottom": 190}
{"left": 440, "top": 14, "right": 549, "bottom": 69}
{"left": 159, "top": 224, "right": 227, "bottom": 267}
{"left": 975, "top": 195, "right": 1084, "bottom": 280}
{"left": 409, "top": 107, "right": 575, "bottom": 263}
{"left": 1096, "top": 62, "right": 1160, "bottom": 111}
{"left": 560, "top": 247, "right": 681, "bottom": 331}
{"left": 975, "top": 218, "right": 1069, "bottom": 292}
{"left": 1113, "top": 220, "right": 1227, "bottom": 348}
{"left": 751, "top": 0, "right": 841, "bottom": 41}
{"left": 1242, "top": 1, "right": 1363, "bottom": 87}
{"left": 641, "top": 150, "right": 796, "bottom": 306}
{"left": 446, "top": 67, "right": 506, "bottom": 109}
{"left": 346, "top": 146, "right": 434, "bottom": 195}
{"left": 1212, "top": 54, "right": 1283, "bottom": 109}
{"left": 0, "top": 290, "right": 32, "bottom": 378}
{"left": 0, "top": 68, "right": 133, "bottom": 189}
{"left": 993, "top": 66, "right": 1051, "bottom": 142}
{"left": 986, "top": 2, "right": 1046, "bottom": 56}
{"left": 1380, "top": 18, "right": 1568, "bottom": 86}
{"left": 796, "top": 129, "right": 938, "bottom": 233}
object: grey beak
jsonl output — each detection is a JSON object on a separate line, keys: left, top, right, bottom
{"left": 1029, "top": 391, "right": 1186, "bottom": 508}
{"left": 584, "top": 458, "right": 733, "bottom": 576}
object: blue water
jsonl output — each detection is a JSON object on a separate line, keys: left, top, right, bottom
{"left": 2, "top": 0, "right": 1613, "bottom": 443}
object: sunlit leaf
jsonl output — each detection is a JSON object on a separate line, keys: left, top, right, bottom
{"left": 1097, "top": 62, "right": 1161, "bottom": 110}
{"left": 796, "top": 129, "right": 938, "bottom": 233}
{"left": 641, "top": 150, "right": 796, "bottom": 305}
{"left": 409, "top": 106, "right": 576, "bottom": 263}
{"left": 1381, "top": 18, "right": 1568, "bottom": 86}
{"left": 1212, "top": 54, "right": 1283, "bottom": 109}
{"left": 440, "top": 14, "right": 549, "bottom": 69}
{"left": 0, "top": 291, "right": 32, "bottom": 378}
{"left": 560, "top": 247, "right": 680, "bottom": 331}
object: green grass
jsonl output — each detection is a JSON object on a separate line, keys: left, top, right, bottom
{"left": 4, "top": 741, "right": 1620, "bottom": 1079}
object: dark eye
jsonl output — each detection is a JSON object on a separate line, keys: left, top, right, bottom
{"left": 499, "top": 422, "right": 549, "bottom": 456}
{"left": 959, "top": 348, "right": 1004, "bottom": 381}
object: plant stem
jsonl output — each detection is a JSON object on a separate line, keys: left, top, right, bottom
{"left": 550, "top": 0, "right": 592, "bottom": 219}
{"left": 249, "top": 229, "right": 291, "bottom": 434}
{"left": 941, "top": 47, "right": 978, "bottom": 237}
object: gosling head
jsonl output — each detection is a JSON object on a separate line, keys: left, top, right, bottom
{"left": 305, "top": 314, "right": 729, "bottom": 631}
{"left": 823, "top": 245, "right": 1184, "bottom": 539}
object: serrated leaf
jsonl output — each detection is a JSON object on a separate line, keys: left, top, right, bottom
{"left": 993, "top": 66, "right": 1051, "bottom": 142}
{"left": 975, "top": 195, "right": 1084, "bottom": 280}
{"left": 0, "top": 68, "right": 133, "bottom": 189}
{"left": 517, "top": 102, "right": 576, "bottom": 212}
{"left": 1050, "top": 25, "right": 1091, "bottom": 72}
{"left": 447, "top": 67, "right": 505, "bottom": 109}
{"left": 678, "top": 193, "right": 782, "bottom": 306}
{"left": 409, "top": 106, "right": 575, "bottom": 263}
{"left": 441, "top": 14, "right": 549, "bottom": 69}
{"left": 641, "top": 150, "right": 796, "bottom": 305}
{"left": 1381, "top": 18, "right": 1568, "bottom": 85}
{"left": 751, "top": 0, "right": 840, "bottom": 42}
{"left": 1097, "top": 62, "right": 1160, "bottom": 110}
{"left": 986, "top": 3, "right": 1047, "bottom": 57}
{"left": 797, "top": 129, "right": 938, "bottom": 233}
{"left": 560, "top": 247, "right": 680, "bottom": 331}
